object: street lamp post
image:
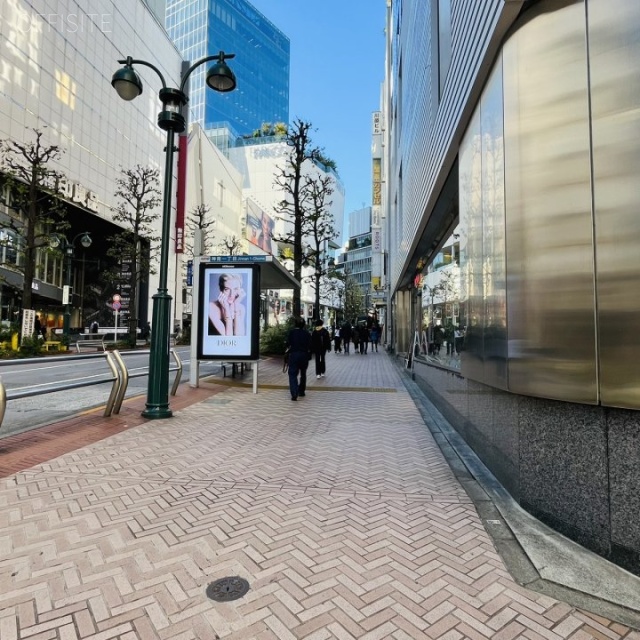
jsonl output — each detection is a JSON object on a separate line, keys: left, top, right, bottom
{"left": 112, "top": 51, "right": 236, "bottom": 419}
{"left": 50, "top": 232, "right": 92, "bottom": 339}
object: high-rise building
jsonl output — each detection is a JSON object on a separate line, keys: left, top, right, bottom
{"left": 344, "top": 207, "right": 372, "bottom": 310}
{"left": 165, "top": 0, "right": 290, "bottom": 138}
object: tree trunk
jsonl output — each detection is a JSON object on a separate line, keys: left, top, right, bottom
{"left": 314, "top": 269, "right": 321, "bottom": 320}
{"left": 21, "top": 170, "right": 39, "bottom": 312}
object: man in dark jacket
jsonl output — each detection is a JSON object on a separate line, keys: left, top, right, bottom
{"left": 310, "top": 319, "right": 331, "bottom": 378}
{"left": 285, "top": 316, "right": 311, "bottom": 401}
{"left": 341, "top": 321, "right": 352, "bottom": 355}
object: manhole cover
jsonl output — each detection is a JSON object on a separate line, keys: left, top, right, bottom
{"left": 206, "top": 576, "right": 250, "bottom": 602}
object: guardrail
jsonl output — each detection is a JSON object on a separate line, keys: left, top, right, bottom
{"left": 0, "top": 349, "right": 183, "bottom": 430}
{"left": 75, "top": 333, "right": 107, "bottom": 352}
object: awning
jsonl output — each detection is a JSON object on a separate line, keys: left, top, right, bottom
{"left": 201, "top": 255, "right": 300, "bottom": 290}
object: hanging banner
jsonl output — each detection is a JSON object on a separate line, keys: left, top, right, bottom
{"left": 174, "top": 134, "right": 188, "bottom": 253}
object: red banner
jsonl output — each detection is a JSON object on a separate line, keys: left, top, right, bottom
{"left": 174, "top": 134, "right": 188, "bottom": 253}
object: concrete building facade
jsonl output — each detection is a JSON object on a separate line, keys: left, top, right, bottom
{"left": 228, "top": 137, "right": 345, "bottom": 322}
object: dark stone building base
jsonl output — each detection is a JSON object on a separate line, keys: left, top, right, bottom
{"left": 411, "top": 358, "right": 640, "bottom": 577}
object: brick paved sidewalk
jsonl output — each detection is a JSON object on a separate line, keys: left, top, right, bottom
{"left": 0, "top": 350, "right": 638, "bottom": 639}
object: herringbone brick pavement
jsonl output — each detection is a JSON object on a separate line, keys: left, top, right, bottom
{"left": 0, "top": 352, "right": 638, "bottom": 639}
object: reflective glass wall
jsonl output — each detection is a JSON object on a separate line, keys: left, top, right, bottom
{"left": 589, "top": 0, "right": 640, "bottom": 407}
{"left": 459, "top": 62, "right": 507, "bottom": 389}
{"left": 456, "top": 0, "right": 640, "bottom": 409}
{"left": 166, "top": 0, "right": 290, "bottom": 137}
{"left": 503, "top": 0, "right": 597, "bottom": 403}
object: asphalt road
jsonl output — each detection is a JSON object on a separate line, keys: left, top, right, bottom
{"left": 0, "top": 347, "right": 220, "bottom": 439}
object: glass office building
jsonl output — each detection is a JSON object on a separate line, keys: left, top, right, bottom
{"left": 166, "top": 0, "right": 290, "bottom": 137}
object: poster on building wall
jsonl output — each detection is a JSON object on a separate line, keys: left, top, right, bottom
{"left": 197, "top": 264, "right": 260, "bottom": 360}
{"left": 245, "top": 199, "right": 275, "bottom": 255}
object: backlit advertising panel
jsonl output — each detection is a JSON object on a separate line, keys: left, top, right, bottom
{"left": 246, "top": 199, "right": 275, "bottom": 254}
{"left": 197, "top": 263, "right": 260, "bottom": 360}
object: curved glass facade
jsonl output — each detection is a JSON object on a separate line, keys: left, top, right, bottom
{"left": 386, "top": 0, "right": 640, "bottom": 575}
{"left": 454, "top": 0, "right": 640, "bottom": 409}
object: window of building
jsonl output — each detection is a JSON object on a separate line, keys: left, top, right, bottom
{"left": 0, "top": 229, "right": 19, "bottom": 267}
{"left": 437, "top": 0, "right": 452, "bottom": 98}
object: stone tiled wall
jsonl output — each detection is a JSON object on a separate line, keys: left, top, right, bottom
{"left": 411, "top": 359, "right": 640, "bottom": 577}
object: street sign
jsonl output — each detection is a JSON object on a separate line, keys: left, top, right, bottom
{"left": 206, "top": 255, "right": 267, "bottom": 263}
{"left": 112, "top": 301, "right": 122, "bottom": 310}
{"left": 112, "top": 294, "right": 121, "bottom": 303}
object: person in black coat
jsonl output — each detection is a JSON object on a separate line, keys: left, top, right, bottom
{"left": 285, "top": 316, "right": 311, "bottom": 401}
{"left": 310, "top": 319, "right": 331, "bottom": 378}
{"left": 34, "top": 315, "right": 46, "bottom": 340}
{"left": 341, "top": 321, "right": 352, "bottom": 355}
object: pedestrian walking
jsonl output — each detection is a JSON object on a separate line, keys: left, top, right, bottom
{"left": 310, "top": 319, "right": 331, "bottom": 378}
{"left": 454, "top": 326, "right": 464, "bottom": 354}
{"left": 434, "top": 325, "right": 444, "bottom": 354}
{"left": 446, "top": 329, "right": 453, "bottom": 355}
{"left": 341, "top": 321, "right": 352, "bottom": 355}
{"left": 359, "top": 324, "right": 369, "bottom": 354}
{"left": 285, "top": 316, "right": 311, "bottom": 401}
{"left": 333, "top": 325, "right": 342, "bottom": 353}
{"left": 34, "top": 315, "right": 45, "bottom": 340}
{"left": 352, "top": 324, "right": 360, "bottom": 354}
{"left": 370, "top": 322, "right": 380, "bottom": 352}
{"left": 141, "top": 321, "right": 151, "bottom": 343}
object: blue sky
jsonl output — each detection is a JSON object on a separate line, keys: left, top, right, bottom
{"left": 246, "top": 0, "right": 387, "bottom": 231}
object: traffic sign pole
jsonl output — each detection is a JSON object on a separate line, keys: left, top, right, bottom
{"left": 112, "top": 295, "right": 122, "bottom": 341}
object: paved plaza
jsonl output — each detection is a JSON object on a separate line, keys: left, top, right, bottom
{"left": 0, "top": 349, "right": 639, "bottom": 639}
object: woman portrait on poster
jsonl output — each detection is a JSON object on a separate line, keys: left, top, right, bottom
{"left": 209, "top": 273, "right": 246, "bottom": 336}
{"left": 258, "top": 212, "right": 274, "bottom": 254}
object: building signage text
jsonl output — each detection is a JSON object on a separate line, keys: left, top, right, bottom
{"left": 58, "top": 178, "right": 99, "bottom": 212}
{"left": 372, "top": 111, "right": 382, "bottom": 135}
{"left": 372, "top": 158, "right": 382, "bottom": 206}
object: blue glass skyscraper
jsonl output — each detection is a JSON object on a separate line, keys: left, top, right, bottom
{"left": 166, "top": 0, "right": 290, "bottom": 137}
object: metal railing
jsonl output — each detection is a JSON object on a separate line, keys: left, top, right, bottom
{"left": 0, "top": 349, "right": 183, "bottom": 430}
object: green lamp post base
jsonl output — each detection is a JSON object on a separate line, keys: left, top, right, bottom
{"left": 141, "top": 290, "right": 173, "bottom": 419}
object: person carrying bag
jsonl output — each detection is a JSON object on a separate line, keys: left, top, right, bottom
{"left": 310, "top": 319, "right": 331, "bottom": 379}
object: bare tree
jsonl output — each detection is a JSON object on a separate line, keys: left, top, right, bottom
{"left": 219, "top": 235, "right": 242, "bottom": 256}
{"left": 106, "top": 165, "right": 161, "bottom": 346}
{"left": 301, "top": 174, "right": 338, "bottom": 319}
{"left": 272, "top": 118, "right": 321, "bottom": 316}
{"left": 185, "top": 204, "right": 216, "bottom": 256}
{"left": 438, "top": 268, "right": 459, "bottom": 320}
{"left": 0, "top": 129, "right": 69, "bottom": 311}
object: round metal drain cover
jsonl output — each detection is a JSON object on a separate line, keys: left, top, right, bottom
{"left": 206, "top": 576, "right": 250, "bottom": 602}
